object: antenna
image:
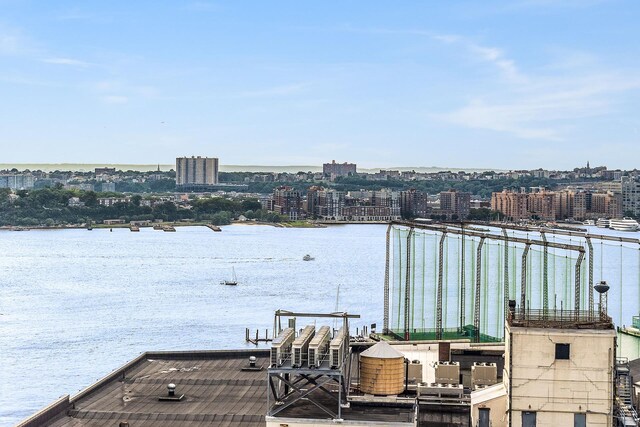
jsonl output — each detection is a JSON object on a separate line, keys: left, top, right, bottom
{"left": 334, "top": 284, "right": 340, "bottom": 331}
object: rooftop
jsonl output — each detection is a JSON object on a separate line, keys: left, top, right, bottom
{"left": 19, "top": 350, "right": 269, "bottom": 427}
{"left": 19, "top": 347, "right": 416, "bottom": 427}
{"left": 507, "top": 309, "right": 614, "bottom": 330}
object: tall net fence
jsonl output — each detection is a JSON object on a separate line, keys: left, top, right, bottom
{"left": 386, "top": 224, "right": 640, "bottom": 342}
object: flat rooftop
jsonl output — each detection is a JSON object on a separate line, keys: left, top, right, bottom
{"left": 19, "top": 347, "right": 416, "bottom": 426}
{"left": 19, "top": 350, "right": 270, "bottom": 427}
{"left": 507, "top": 309, "right": 614, "bottom": 330}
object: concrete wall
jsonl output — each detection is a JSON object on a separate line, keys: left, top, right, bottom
{"left": 266, "top": 417, "right": 413, "bottom": 426}
{"left": 505, "top": 325, "right": 615, "bottom": 427}
{"left": 471, "top": 383, "right": 507, "bottom": 427}
{"left": 618, "top": 328, "right": 640, "bottom": 361}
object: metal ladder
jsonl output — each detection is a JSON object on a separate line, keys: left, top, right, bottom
{"left": 615, "top": 358, "right": 640, "bottom": 426}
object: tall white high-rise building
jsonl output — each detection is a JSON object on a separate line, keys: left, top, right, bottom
{"left": 175, "top": 156, "right": 219, "bottom": 186}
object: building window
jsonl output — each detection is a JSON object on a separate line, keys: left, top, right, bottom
{"left": 574, "top": 413, "right": 586, "bottom": 427}
{"left": 478, "top": 408, "right": 490, "bottom": 427}
{"left": 522, "top": 411, "right": 536, "bottom": 427}
{"left": 555, "top": 343, "right": 570, "bottom": 360}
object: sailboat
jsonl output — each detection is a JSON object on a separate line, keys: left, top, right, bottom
{"left": 221, "top": 267, "right": 238, "bottom": 286}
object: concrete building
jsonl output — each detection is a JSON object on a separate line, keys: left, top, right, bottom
{"left": 0, "top": 174, "right": 35, "bottom": 190}
{"left": 176, "top": 156, "right": 219, "bottom": 187}
{"left": 272, "top": 186, "right": 302, "bottom": 220}
{"left": 400, "top": 189, "right": 430, "bottom": 219}
{"left": 323, "top": 160, "right": 356, "bottom": 179}
{"left": 94, "top": 167, "right": 116, "bottom": 175}
{"left": 439, "top": 190, "right": 471, "bottom": 220}
{"left": 623, "top": 176, "right": 640, "bottom": 217}
{"left": 491, "top": 190, "right": 529, "bottom": 222}
{"left": 503, "top": 309, "right": 615, "bottom": 426}
{"left": 527, "top": 189, "right": 557, "bottom": 221}
{"left": 592, "top": 191, "right": 623, "bottom": 218}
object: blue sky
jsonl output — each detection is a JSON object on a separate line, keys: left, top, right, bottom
{"left": 1, "top": 0, "right": 639, "bottom": 170}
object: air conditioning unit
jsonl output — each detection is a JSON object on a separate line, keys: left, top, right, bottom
{"left": 417, "top": 382, "right": 463, "bottom": 397}
{"left": 292, "top": 325, "right": 315, "bottom": 367}
{"left": 271, "top": 328, "right": 295, "bottom": 367}
{"left": 471, "top": 362, "right": 497, "bottom": 387}
{"left": 330, "top": 327, "right": 347, "bottom": 368}
{"left": 308, "top": 326, "right": 331, "bottom": 368}
{"left": 435, "top": 361, "right": 460, "bottom": 385}
{"left": 407, "top": 360, "right": 423, "bottom": 384}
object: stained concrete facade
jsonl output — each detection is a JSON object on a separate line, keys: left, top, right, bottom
{"left": 504, "top": 323, "right": 616, "bottom": 426}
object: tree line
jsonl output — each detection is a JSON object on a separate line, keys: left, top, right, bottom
{"left": 0, "top": 186, "right": 284, "bottom": 227}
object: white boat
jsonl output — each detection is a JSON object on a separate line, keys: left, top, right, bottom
{"left": 303, "top": 254, "right": 314, "bottom": 261}
{"left": 582, "top": 220, "right": 595, "bottom": 226}
{"left": 609, "top": 217, "right": 639, "bottom": 232}
{"left": 221, "top": 267, "right": 238, "bottom": 285}
{"left": 596, "top": 218, "right": 610, "bottom": 228}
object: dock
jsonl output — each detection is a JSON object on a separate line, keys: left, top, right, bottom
{"left": 206, "top": 224, "right": 222, "bottom": 232}
{"left": 245, "top": 328, "right": 272, "bottom": 345}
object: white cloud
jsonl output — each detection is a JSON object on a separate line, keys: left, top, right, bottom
{"left": 439, "top": 73, "right": 640, "bottom": 141}
{"left": 42, "top": 57, "right": 91, "bottom": 67}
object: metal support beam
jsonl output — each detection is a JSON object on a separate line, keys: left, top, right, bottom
{"left": 383, "top": 223, "right": 391, "bottom": 333}
{"left": 520, "top": 243, "right": 531, "bottom": 317}
{"left": 404, "top": 227, "right": 414, "bottom": 340}
{"left": 392, "top": 221, "right": 584, "bottom": 253}
{"left": 540, "top": 231, "right": 549, "bottom": 316}
{"left": 575, "top": 250, "right": 585, "bottom": 319}
{"left": 474, "top": 237, "right": 486, "bottom": 343}
{"left": 586, "top": 237, "right": 594, "bottom": 317}
{"left": 460, "top": 225, "right": 466, "bottom": 331}
{"left": 502, "top": 228, "right": 509, "bottom": 320}
{"left": 437, "top": 231, "right": 447, "bottom": 340}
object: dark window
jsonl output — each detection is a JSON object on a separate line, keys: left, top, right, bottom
{"left": 479, "top": 408, "right": 490, "bottom": 427}
{"left": 555, "top": 343, "right": 570, "bottom": 360}
{"left": 574, "top": 413, "right": 586, "bottom": 427}
{"left": 522, "top": 411, "right": 537, "bottom": 427}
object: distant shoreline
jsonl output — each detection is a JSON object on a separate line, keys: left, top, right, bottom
{"left": 0, "top": 163, "right": 503, "bottom": 174}
{"left": 0, "top": 221, "right": 333, "bottom": 231}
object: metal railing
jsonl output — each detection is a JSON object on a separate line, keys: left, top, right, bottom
{"left": 508, "top": 308, "right": 613, "bottom": 329}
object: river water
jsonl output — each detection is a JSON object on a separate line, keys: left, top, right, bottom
{"left": 0, "top": 224, "right": 387, "bottom": 426}
{"left": 2, "top": 223, "right": 639, "bottom": 426}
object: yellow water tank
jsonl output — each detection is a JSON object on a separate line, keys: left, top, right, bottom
{"left": 359, "top": 341, "right": 405, "bottom": 395}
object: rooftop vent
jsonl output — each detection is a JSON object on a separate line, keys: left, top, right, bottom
{"left": 158, "top": 383, "right": 184, "bottom": 401}
{"left": 241, "top": 355, "right": 263, "bottom": 371}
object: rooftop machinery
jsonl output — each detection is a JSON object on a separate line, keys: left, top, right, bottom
{"left": 267, "top": 310, "right": 359, "bottom": 420}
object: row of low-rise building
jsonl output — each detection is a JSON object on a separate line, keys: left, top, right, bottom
{"left": 267, "top": 186, "right": 472, "bottom": 221}
{"left": 491, "top": 186, "right": 628, "bottom": 221}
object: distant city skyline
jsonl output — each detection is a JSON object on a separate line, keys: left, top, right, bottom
{"left": 1, "top": 1, "right": 638, "bottom": 169}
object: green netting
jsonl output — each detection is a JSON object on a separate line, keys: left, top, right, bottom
{"left": 387, "top": 225, "right": 640, "bottom": 342}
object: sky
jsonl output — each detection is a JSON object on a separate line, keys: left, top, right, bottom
{"left": 0, "top": 0, "right": 639, "bottom": 170}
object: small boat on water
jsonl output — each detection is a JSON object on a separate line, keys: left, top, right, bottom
{"left": 609, "top": 217, "right": 639, "bottom": 232}
{"left": 303, "top": 254, "right": 314, "bottom": 261}
{"left": 596, "top": 218, "right": 610, "bottom": 228}
{"left": 221, "top": 267, "right": 238, "bottom": 286}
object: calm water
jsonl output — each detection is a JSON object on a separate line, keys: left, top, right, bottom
{"left": 0, "top": 224, "right": 387, "bottom": 426}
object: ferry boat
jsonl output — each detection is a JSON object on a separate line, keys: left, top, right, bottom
{"left": 582, "top": 220, "right": 595, "bottom": 226}
{"left": 609, "top": 217, "right": 639, "bottom": 232}
{"left": 596, "top": 218, "right": 610, "bottom": 228}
